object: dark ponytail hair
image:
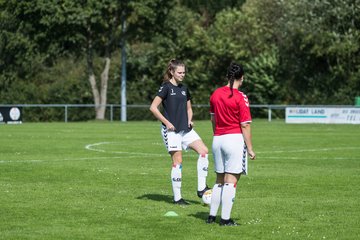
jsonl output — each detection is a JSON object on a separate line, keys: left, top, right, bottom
{"left": 163, "top": 59, "right": 185, "bottom": 82}
{"left": 226, "top": 62, "right": 244, "bottom": 97}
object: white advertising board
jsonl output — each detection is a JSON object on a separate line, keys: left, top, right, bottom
{"left": 286, "top": 107, "right": 360, "bottom": 124}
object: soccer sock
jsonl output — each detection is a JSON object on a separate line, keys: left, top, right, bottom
{"left": 209, "top": 183, "right": 223, "bottom": 217}
{"left": 171, "top": 164, "right": 182, "bottom": 201}
{"left": 197, "top": 154, "right": 209, "bottom": 191}
{"left": 221, "top": 183, "right": 236, "bottom": 220}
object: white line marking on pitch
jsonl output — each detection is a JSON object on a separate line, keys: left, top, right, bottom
{"left": 258, "top": 147, "right": 360, "bottom": 154}
{"left": 85, "top": 142, "right": 360, "bottom": 155}
{"left": 0, "top": 155, "right": 159, "bottom": 164}
{"left": 85, "top": 142, "right": 167, "bottom": 156}
{"left": 1, "top": 143, "right": 359, "bottom": 164}
{"left": 1, "top": 155, "right": 359, "bottom": 164}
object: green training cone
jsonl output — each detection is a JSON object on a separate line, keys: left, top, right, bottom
{"left": 164, "top": 211, "right": 178, "bottom": 217}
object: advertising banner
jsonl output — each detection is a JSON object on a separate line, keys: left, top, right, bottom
{"left": 0, "top": 107, "right": 23, "bottom": 124}
{"left": 286, "top": 107, "right": 360, "bottom": 124}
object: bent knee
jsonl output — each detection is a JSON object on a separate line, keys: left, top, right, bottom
{"left": 199, "top": 148, "right": 209, "bottom": 157}
{"left": 203, "top": 146, "right": 209, "bottom": 155}
{"left": 195, "top": 145, "right": 208, "bottom": 155}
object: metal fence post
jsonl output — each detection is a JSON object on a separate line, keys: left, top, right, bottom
{"left": 65, "top": 105, "right": 68, "bottom": 123}
{"left": 110, "top": 105, "right": 113, "bottom": 122}
{"left": 268, "top": 107, "right": 272, "bottom": 122}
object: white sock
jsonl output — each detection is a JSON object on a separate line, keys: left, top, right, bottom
{"left": 221, "top": 183, "right": 236, "bottom": 220}
{"left": 209, "top": 183, "right": 223, "bottom": 217}
{"left": 197, "top": 154, "right": 208, "bottom": 191}
{"left": 171, "top": 164, "right": 182, "bottom": 201}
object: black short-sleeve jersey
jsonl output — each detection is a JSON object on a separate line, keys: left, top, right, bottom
{"left": 156, "top": 82, "right": 192, "bottom": 133}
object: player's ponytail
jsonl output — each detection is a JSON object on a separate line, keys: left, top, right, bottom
{"left": 163, "top": 59, "right": 185, "bottom": 82}
{"left": 226, "top": 62, "right": 244, "bottom": 98}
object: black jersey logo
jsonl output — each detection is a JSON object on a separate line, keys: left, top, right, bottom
{"left": 170, "top": 89, "right": 176, "bottom": 96}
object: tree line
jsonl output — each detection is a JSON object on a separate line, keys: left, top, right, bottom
{"left": 1, "top": 0, "right": 359, "bottom": 121}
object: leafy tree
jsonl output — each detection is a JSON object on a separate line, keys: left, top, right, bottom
{"left": 127, "top": 2, "right": 284, "bottom": 108}
{"left": 180, "top": 0, "right": 246, "bottom": 27}
{"left": 126, "top": 4, "right": 203, "bottom": 103}
{"left": 1, "top": 0, "right": 173, "bottom": 119}
{"left": 244, "top": 47, "right": 280, "bottom": 104}
{"left": 277, "top": 0, "right": 360, "bottom": 104}
{"left": 204, "top": 5, "right": 283, "bottom": 104}
{"left": 0, "top": 0, "right": 54, "bottom": 103}
{"left": 34, "top": 0, "right": 126, "bottom": 119}
{"left": 2, "top": 0, "right": 359, "bottom": 123}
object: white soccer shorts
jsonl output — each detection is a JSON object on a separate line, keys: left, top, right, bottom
{"left": 212, "top": 133, "right": 248, "bottom": 175}
{"left": 161, "top": 125, "right": 201, "bottom": 152}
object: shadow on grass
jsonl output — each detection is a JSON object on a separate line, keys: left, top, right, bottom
{"left": 189, "top": 211, "right": 240, "bottom": 225}
{"left": 188, "top": 211, "right": 209, "bottom": 221}
{"left": 137, "top": 193, "right": 200, "bottom": 205}
{"left": 137, "top": 193, "right": 174, "bottom": 204}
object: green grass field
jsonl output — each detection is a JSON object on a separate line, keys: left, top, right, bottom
{"left": 1, "top": 120, "right": 359, "bottom": 239}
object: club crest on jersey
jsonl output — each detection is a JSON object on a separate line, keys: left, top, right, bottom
{"left": 170, "top": 89, "right": 176, "bottom": 95}
{"left": 181, "top": 91, "right": 186, "bottom": 96}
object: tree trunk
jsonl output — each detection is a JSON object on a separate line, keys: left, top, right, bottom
{"left": 86, "top": 22, "right": 113, "bottom": 120}
{"left": 86, "top": 31, "right": 103, "bottom": 120}
{"left": 96, "top": 57, "right": 111, "bottom": 120}
{"left": 88, "top": 73, "right": 101, "bottom": 117}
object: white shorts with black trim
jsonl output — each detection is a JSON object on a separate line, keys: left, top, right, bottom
{"left": 161, "top": 125, "right": 201, "bottom": 152}
{"left": 212, "top": 133, "right": 248, "bottom": 175}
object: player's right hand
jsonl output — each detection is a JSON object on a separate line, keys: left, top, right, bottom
{"left": 166, "top": 123, "right": 176, "bottom": 131}
{"left": 248, "top": 150, "right": 256, "bottom": 160}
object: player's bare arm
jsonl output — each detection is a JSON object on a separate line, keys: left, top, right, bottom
{"left": 210, "top": 114, "right": 216, "bottom": 134}
{"left": 150, "top": 96, "right": 175, "bottom": 130}
{"left": 187, "top": 100, "right": 193, "bottom": 128}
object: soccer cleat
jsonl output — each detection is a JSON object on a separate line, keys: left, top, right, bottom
{"left": 219, "top": 218, "right": 238, "bottom": 226}
{"left": 174, "top": 198, "right": 190, "bottom": 205}
{"left": 206, "top": 215, "right": 216, "bottom": 224}
{"left": 197, "top": 185, "right": 211, "bottom": 198}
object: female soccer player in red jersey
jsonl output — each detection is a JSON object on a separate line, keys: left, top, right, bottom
{"left": 206, "top": 62, "right": 256, "bottom": 226}
{"left": 150, "top": 59, "right": 210, "bottom": 205}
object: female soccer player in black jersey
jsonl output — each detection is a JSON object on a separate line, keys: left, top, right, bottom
{"left": 150, "top": 59, "right": 210, "bottom": 205}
